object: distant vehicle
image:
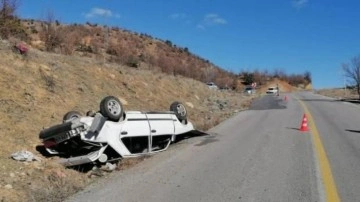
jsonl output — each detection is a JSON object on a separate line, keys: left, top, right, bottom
{"left": 206, "top": 82, "right": 218, "bottom": 90}
{"left": 266, "top": 87, "right": 278, "bottom": 94}
{"left": 244, "top": 87, "right": 254, "bottom": 94}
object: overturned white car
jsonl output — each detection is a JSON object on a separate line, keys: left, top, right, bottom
{"left": 39, "top": 96, "right": 196, "bottom": 167}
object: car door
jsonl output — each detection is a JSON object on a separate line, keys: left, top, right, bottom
{"left": 119, "top": 112, "right": 151, "bottom": 155}
{"left": 146, "top": 112, "right": 175, "bottom": 152}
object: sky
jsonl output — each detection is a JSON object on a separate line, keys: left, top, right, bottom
{"left": 17, "top": 0, "right": 360, "bottom": 89}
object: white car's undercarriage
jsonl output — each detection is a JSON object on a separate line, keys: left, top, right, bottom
{"left": 39, "top": 96, "right": 198, "bottom": 167}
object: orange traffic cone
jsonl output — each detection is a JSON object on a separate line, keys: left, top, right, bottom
{"left": 299, "top": 114, "right": 309, "bottom": 132}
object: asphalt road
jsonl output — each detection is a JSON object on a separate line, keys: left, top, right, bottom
{"left": 67, "top": 92, "right": 360, "bottom": 202}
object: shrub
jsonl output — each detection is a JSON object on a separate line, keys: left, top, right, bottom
{"left": 165, "top": 40, "right": 172, "bottom": 47}
{"left": 39, "top": 69, "right": 56, "bottom": 92}
{"left": 126, "top": 56, "right": 139, "bottom": 68}
{"left": 31, "top": 27, "right": 38, "bottom": 34}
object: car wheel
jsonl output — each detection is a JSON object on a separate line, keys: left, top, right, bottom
{"left": 63, "top": 111, "right": 82, "bottom": 122}
{"left": 100, "top": 96, "right": 124, "bottom": 121}
{"left": 170, "top": 101, "right": 187, "bottom": 122}
{"left": 86, "top": 110, "right": 96, "bottom": 117}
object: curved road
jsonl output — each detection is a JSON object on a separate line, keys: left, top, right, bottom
{"left": 67, "top": 92, "right": 360, "bottom": 202}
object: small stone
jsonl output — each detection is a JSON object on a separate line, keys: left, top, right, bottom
{"left": 9, "top": 173, "right": 15, "bottom": 178}
{"left": 185, "top": 102, "right": 194, "bottom": 108}
{"left": 4, "top": 184, "right": 12, "bottom": 189}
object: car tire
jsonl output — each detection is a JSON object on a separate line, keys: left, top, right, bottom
{"left": 100, "top": 96, "right": 124, "bottom": 121}
{"left": 86, "top": 110, "right": 96, "bottom": 117}
{"left": 170, "top": 101, "right": 187, "bottom": 123}
{"left": 63, "top": 111, "right": 82, "bottom": 122}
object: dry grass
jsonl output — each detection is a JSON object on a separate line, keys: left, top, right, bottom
{"left": 316, "top": 88, "right": 359, "bottom": 100}
{"left": 116, "top": 156, "right": 151, "bottom": 171}
{"left": 0, "top": 41, "right": 255, "bottom": 201}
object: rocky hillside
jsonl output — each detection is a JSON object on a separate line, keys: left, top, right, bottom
{"left": 0, "top": 39, "right": 254, "bottom": 202}
{"left": 15, "top": 19, "right": 240, "bottom": 90}
{"left": 4, "top": 18, "right": 311, "bottom": 92}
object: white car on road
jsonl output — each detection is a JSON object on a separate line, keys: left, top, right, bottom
{"left": 266, "top": 87, "right": 279, "bottom": 94}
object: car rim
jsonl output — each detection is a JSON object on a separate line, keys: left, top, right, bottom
{"left": 177, "top": 104, "right": 186, "bottom": 117}
{"left": 70, "top": 115, "right": 79, "bottom": 120}
{"left": 107, "top": 99, "right": 121, "bottom": 115}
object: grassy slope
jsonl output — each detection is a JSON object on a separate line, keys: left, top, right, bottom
{"left": 0, "top": 40, "right": 254, "bottom": 201}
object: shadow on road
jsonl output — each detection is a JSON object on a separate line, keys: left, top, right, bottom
{"left": 301, "top": 98, "right": 360, "bottom": 104}
{"left": 340, "top": 99, "right": 360, "bottom": 104}
{"left": 346, "top": 129, "right": 360, "bottom": 133}
{"left": 174, "top": 130, "right": 209, "bottom": 143}
{"left": 195, "top": 135, "right": 219, "bottom": 146}
{"left": 300, "top": 99, "right": 339, "bottom": 102}
{"left": 249, "top": 95, "right": 288, "bottom": 110}
{"left": 286, "top": 127, "right": 301, "bottom": 131}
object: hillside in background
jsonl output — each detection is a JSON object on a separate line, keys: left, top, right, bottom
{"left": 2, "top": 15, "right": 311, "bottom": 91}
{"left": 16, "top": 18, "right": 243, "bottom": 90}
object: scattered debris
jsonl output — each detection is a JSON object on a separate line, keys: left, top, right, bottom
{"left": 14, "top": 43, "right": 28, "bottom": 55}
{"left": 101, "top": 162, "right": 117, "bottom": 172}
{"left": 11, "top": 150, "right": 42, "bottom": 162}
{"left": 88, "top": 167, "right": 104, "bottom": 178}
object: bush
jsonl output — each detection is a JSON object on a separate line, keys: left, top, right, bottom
{"left": 76, "top": 44, "right": 93, "bottom": 53}
{"left": 165, "top": 40, "right": 172, "bottom": 47}
{"left": 126, "top": 56, "right": 139, "bottom": 68}
{"left": 31, "top": 27, "right": 38, "bottom": 34}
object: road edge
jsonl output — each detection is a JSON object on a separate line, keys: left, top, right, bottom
{"left": 297, "top": 98, "right": 341, "bottom": 202}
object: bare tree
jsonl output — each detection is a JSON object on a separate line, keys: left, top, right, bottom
{"left": 203, "top": 65, "right": 217, "bottom": 83}
{"left": 0, "top": 0, "right": 18, "bottom": 19}
{"left": 0, "top": 0, "right": 21, "bottom": 39}
{"left": 272, "top": 68, "right": 286, "bottom": 79}
{"left": 304, "top": 71, "right": 312, "bottom": 83}
{"left": 40, "top": 10, "right": 63, "bottom": 52}
{"left": 342, "top": 55, "right": 360, "bottom": 99}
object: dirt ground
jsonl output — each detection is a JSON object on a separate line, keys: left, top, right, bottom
{"left": 0, "top": 40, "right": 259, "bottom": 202}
